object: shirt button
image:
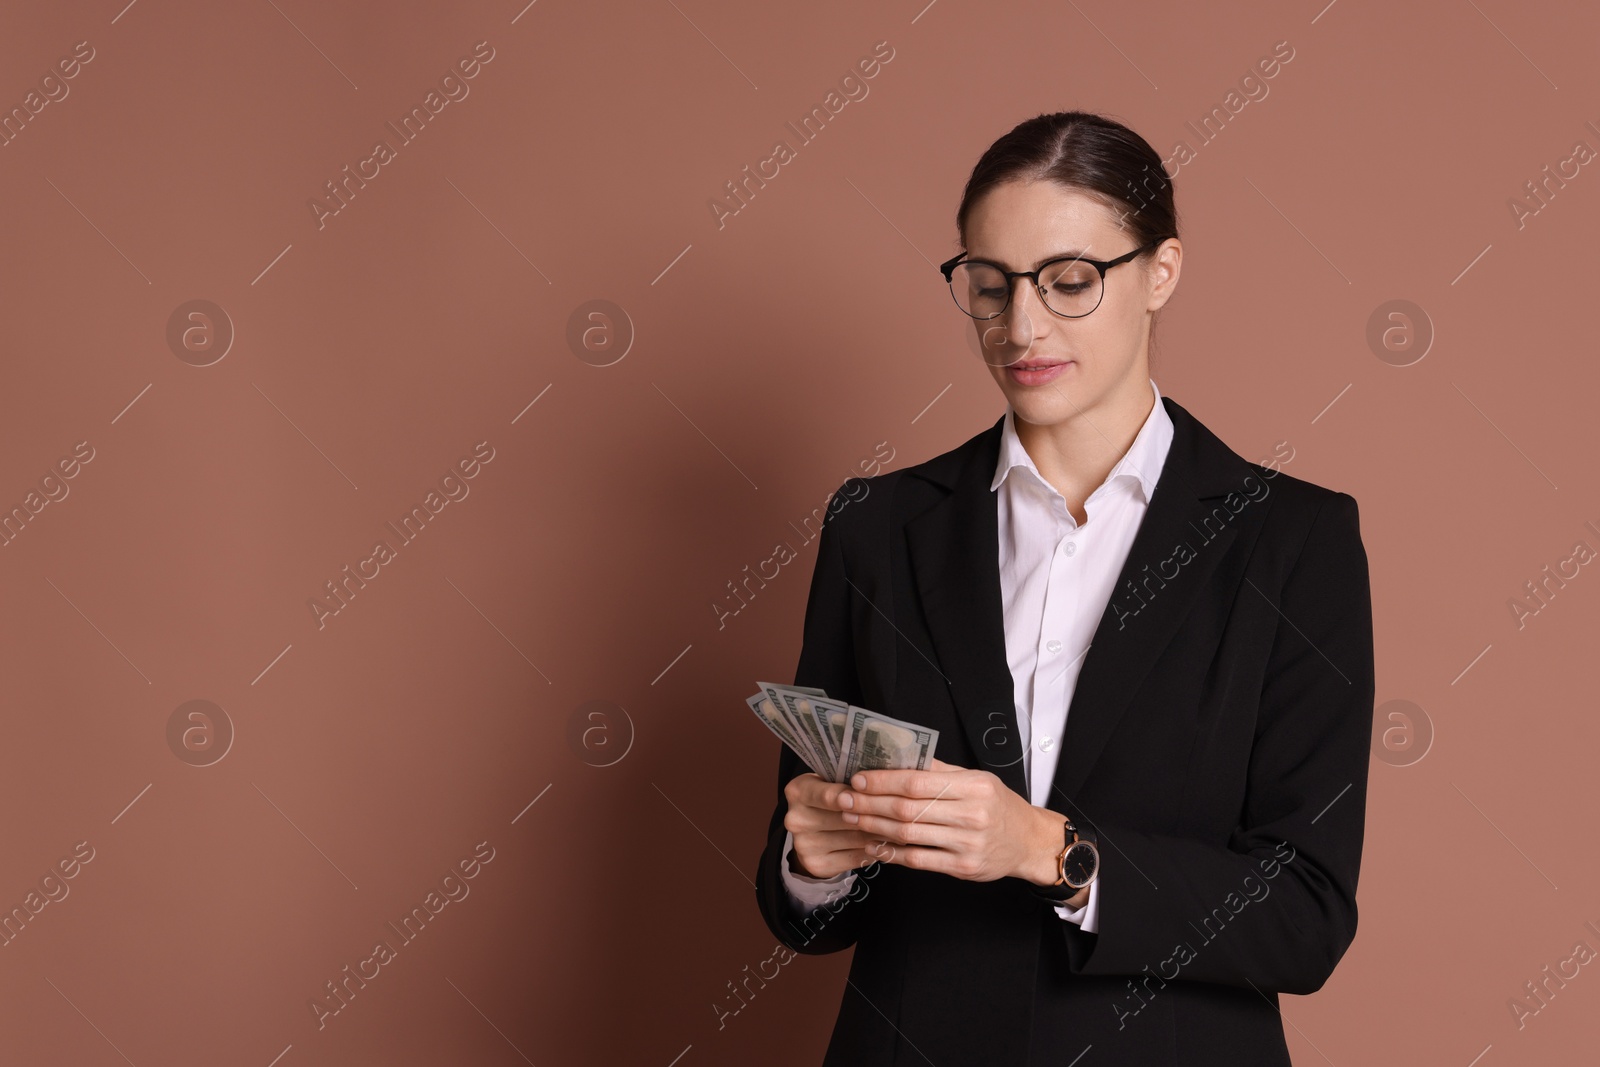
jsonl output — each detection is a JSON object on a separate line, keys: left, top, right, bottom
{"left": 1046, "top": 639, "right": 1062, "bottom": 654}
{"left": 1039, "top": 736, "right": 1055, "bottom": 752}
{"left": 1063, "top": 542, "right": 1076, "bottom": 556}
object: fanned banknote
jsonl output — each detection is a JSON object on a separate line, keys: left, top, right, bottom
{"left": 756, "top": 681, "right": 831, "bottom": 775}
{"left": 838, "top": 703, "right": 937, "bottom": 780}
{"left": 745, "top": 682, "right": 937, "bottom": 782}
{"left": 773, "top": 689, "right": 850, "bottom": 780}
{"left": 743, "top": 691, "right": 825, "bottom": 777}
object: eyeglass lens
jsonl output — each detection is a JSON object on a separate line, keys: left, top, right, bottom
{"left": 949, "top": 259, "right": 1102, "bottom": 319}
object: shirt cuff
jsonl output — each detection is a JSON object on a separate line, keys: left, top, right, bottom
{"left": 779, "top": 829, "right": 856, "bottom": 911}
{"left": 1053, "top": 875, "right": 1100, "bottom": 933}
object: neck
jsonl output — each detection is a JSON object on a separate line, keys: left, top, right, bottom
{"left": 1013, "top": 377, "right": 1155, "bottom": 508}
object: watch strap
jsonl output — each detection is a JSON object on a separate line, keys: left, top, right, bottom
{"left": 1031, "top": 880, "right": 1082, "bottom": 903}
{"left": 1030, "top": 815, "right": 1087, "bottom": 903}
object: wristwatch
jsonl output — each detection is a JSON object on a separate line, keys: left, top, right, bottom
{"left": 1032, "top": 816, "right": 1099, "bottom": 903}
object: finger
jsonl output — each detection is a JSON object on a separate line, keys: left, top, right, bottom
{"left": 792, "top": 850, "right": 866, "bottom": 880}
{"left": 788, "top": 775, "right": 853, "bottom": 812}
{"left": 783, "top": 771, "right": 821, "bottom": 806}
{"left": 848, "top": 813, "right": 970, "bottom": 850}
{"left": 840, "top": 789, "right": 968, "bottom": 827}
{"left": 787, "top": 806, "right": 872, "bottom": 835}
{"left": 787, "top": 796, "right": 864, "bottom": 831}
{"left": 849, "top": 767, "right": 963, "bottom": 801}
{"left": 798, "top": 829, "right": 893, "bottom": 852}
{"left": 861, "top": 839, "right": 902, "bottom": 866}
{"left": 801, "top": 846, "right": 895, "bottom": 876}
{"left": 870, "top": 842, "right": 967, "bottom": 876}
{"left": 797, "top": 836, "right": 901, "bottom": 876}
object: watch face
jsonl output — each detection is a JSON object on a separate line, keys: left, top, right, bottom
{"left": 1062, "top": 842, "right": 1098, "bottom": 888}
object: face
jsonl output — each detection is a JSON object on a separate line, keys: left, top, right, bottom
{"left": 960, "top": 179, "right": 1181, "bottom": 427}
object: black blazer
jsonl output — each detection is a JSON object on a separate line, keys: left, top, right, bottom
{"left": 754, "top": 395, "right": 1375, "bottom": 1067}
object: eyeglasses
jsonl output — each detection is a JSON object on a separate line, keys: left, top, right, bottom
{"left": 938, "top": 238, "right": 1166, "bottom": 320}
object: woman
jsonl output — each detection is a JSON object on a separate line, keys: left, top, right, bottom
{"left": 754, "top": 111, "right": 1375, "bottom": 1066}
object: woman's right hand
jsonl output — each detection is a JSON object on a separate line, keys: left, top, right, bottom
{"left": 783, "top": 772, "right": 894, "bottom": 878}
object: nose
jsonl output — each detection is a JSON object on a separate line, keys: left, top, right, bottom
{"left": 998, "top": 276, "right": 1050, "bottom": 353}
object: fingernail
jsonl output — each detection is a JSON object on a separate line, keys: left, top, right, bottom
{"left": 852, "top": 774, "right": 867, "bottom": 790}
{"left": 838, "top": 792, "right": 853, "bottom": 809}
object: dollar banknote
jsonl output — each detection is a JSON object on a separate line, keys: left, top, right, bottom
{"left": 838, "top": 703, "right": 938, "bottom": 780}
{"left": 756, "top": 681, "right": 831, "bottom": 776}
{"left": 744, "top": 690, "right": 824, "bottom": 777}
{"left": 745, "top": 682, "right": 937, "bottom": 782}
{"left": 771, "top": 688, "right": 849, "bottom": 781}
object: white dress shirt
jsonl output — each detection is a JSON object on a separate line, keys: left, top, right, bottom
{"left": 782, "top": 378, "right": 1175, "bottom": 936}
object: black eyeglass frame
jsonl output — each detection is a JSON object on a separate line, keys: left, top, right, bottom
{"left": 938, "top": 237, "right": 1168, "bottom": 320}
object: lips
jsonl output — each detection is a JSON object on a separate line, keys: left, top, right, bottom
{"left": 1006, "top": 360, "right": 1073, "bottom": 387}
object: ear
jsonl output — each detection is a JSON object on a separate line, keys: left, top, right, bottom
{"left": 1145, "top": 237, "right": 1183, "bottom": 312}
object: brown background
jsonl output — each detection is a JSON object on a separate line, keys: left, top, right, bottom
{"left": 1, "top": 0, "right": 1597, "bottom": 1064}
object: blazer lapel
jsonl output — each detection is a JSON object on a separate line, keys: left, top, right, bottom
{"left": 1048, "top": 397, "right": 1256, "bottom": 806}
{"left": 905, "top": 418, "right": 1029, "bottom": 798}
{"left": 905, "top": 396, "right": 1258, "bottom": 805}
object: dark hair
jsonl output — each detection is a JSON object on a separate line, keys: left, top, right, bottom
{"left": 954, "top": 111, "right": 1178, "bottom": 255}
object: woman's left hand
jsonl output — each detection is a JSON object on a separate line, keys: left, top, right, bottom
{"left": 839, "top": 757, "right": 1068, "bottom": 890}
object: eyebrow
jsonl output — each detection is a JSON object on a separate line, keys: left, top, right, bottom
{"left": 966, "top": 249, "right": 1092, "bottom": 270}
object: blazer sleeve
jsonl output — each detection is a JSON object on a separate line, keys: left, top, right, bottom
{"left": 1057, "top": 490, "right": 1375, "bottom": 995}
{"left": 753, "top": 486, "right": 871, "bottom": 955}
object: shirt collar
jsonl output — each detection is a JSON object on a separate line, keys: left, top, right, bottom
{"left": 990, "top": 378, "right": 1170, "bottom": 504}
